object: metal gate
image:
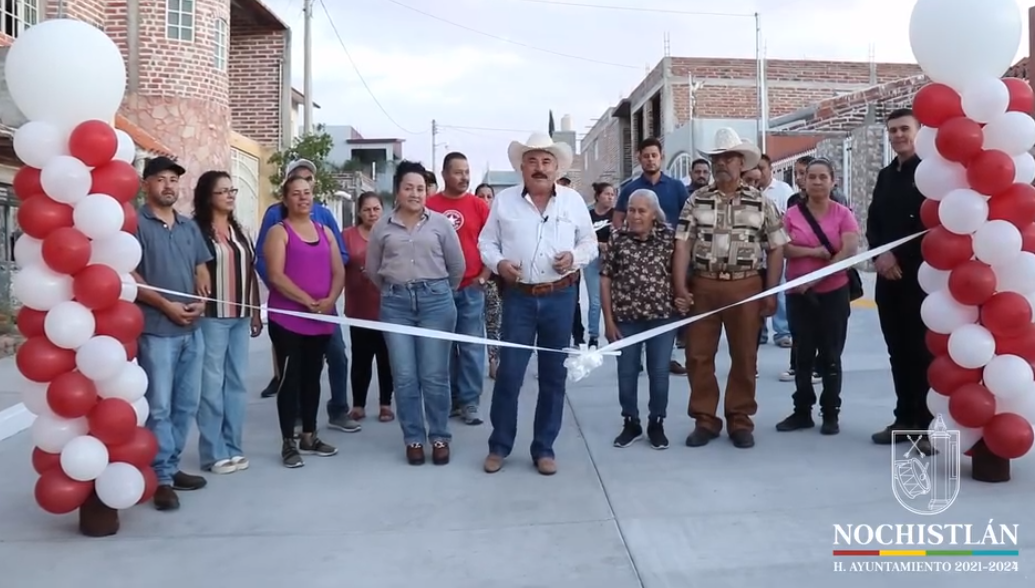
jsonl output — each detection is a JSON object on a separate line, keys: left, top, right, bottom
{"left": 230, "top": 148, "right": 260, "bottom": 236}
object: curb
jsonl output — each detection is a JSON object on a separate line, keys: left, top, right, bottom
{"left": 0, "top": 402, "right": 34, "bottom": 442}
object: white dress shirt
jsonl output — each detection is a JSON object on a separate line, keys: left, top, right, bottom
{"left": 762, "top": 178, "right": 796, "bottom": 214}
{"left": 479, "top": 184, "right": 598, "bottom": 284}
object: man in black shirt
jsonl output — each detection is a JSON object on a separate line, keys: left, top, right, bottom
{"left": 865, "top": 108, "right": 933, "bottom": 454}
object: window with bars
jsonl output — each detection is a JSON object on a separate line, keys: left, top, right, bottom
{"left": 668, "top": 153, "right": 692, "bottom": 181}
{"left": 2, "top": 0, "right": 39, "bottom": 39}
{"left": 214, "top": 17, "right": 228, "bottom": 70}
{"left": 166, "top": 0, "right": 195, "bottom": 42}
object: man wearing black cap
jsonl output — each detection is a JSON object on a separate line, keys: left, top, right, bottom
{"left": 132, "top": 156, "right": 214, "bottom": 511}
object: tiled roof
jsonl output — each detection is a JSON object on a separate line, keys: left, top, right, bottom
{"left": 114, "top": 114, "right": 175, "bottom": 157}
{"left": 1005, "top": 58, "right": 1028, "bottom": 80}
{"left": 765, "top": 134, "right": 824, "bottom": 163}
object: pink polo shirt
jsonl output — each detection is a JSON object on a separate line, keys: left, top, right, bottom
{"left": 784, "top": 202, "right": 859, "bottom": 293}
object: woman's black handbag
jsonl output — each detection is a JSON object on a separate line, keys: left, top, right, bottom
{"left": 797, "top": 202, "right": 864, "bottom": 301}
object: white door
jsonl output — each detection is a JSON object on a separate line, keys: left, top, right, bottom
{"left": 231, "top": 148, "right": 260, "bottom": 236}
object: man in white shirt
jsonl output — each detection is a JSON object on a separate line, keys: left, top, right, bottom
{"left": 756, "top": 154, "right": 795, "bottom": 348}
{"left": 478, "top": 133, "right": 598, "bottom": 476}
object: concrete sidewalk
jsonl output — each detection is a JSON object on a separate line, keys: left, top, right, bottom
{"left": 0, "top": 299, "right": 1032, "bottom": 587}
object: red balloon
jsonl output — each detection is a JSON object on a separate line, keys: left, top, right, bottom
{"left": 121, "top": 203, "right": 138, "bottom": 234}
{"left": 980, "top": 292, "right": 1032, "bottom": 338}
{"left": 46, "top": 371, "right": 99, "bottom": 419}
{"left": 17, "top": 195, "right": 74, "bottom": 240}
{"left": 138, "top": 466, "right": 158, "bottom": 504}
{"left": 16, "top": 337, "right": 77, "bottom": 383}
{"left": 921, "top": 227, "right": 974, "bottom": 270}
{"left": 988, "top": 183, "right": 1035, "bottom": 228}
{"left": 73, "top": 264, "right": 122, "bottom": 310}
{"left": 108, "top": 427, "right": 158, "bottom": 468}
{"left": 91, "top": 160, "right": 141, "bottom": 203}
{"left": 1021, "top": 223, "right": 1035, "bottom": 253}
{"left": 995, "top": 322, "right": 1035, "bottom": 362}
{"left": 920, "top": 198, "right": 941, "bottom": 228}
{"left": 1003, "top": 78, "right": 1034, "bottom": 113}
{"left": 31, "top": 447, "right": 61, "bottom": 475}
{"left": 967, "top": 150, "right": 1016, "bottom": 196}
{"left": 16, "top": 306, "right": 46, "bottom": 338}
{"left": 948, "top": 383, "right": 997, "bottom": 428}
{"left": 983, "top": 413, "right": 1035, "bottom": 459}
{"left": 913, "top": 83, "right": 965, "bottom": 127}
{"left": 34, "top": 470, "right": 93, "bottom": 514}
{"left": 94, "top": 301, "right": 144, "bottom": 343}
{"left": 925, "top": 331, "right": 949, "bottom": 356}
{"left": 947, "top": 260, "right": 997, "bottom": 306}
{"left": 68, "top": 120, "right": 118, "bottom": 167}
{"left": 41, "top": 227, "right": 92, "bottom": 275}
{"left": 88, "top": 398, "right": 137, "bottom": 446}
{"left": 936, "top": 117, "right": 984, "bottom": 164}
{"left": 124, "top": 339, "right": 138, "bottom": 361}
{"left": 13, "top": 166, "right": 42, "bottom": 200}
{"left": 928, "top": 354, "right": 982, "bottom": 396}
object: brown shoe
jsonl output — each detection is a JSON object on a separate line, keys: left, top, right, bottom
{"left": 406, "top": 443, "right": 425, "bottom": 465}
{"left": 171, "top": 471, "right": 207, "bottom": 491}
{"left": 431, "top": 440, "right": 450, "bottom": 465}
{"left": 483, "top": 453, "right": 504, "bottom": 473}
{"left": 535, "top": 457, "right": 558, "bottom": 476}
{"left": 669, "top": 361, "right": 687, "bottom": 375}
{"left": 153, "top": 485, "right": 180, "bottom": 511}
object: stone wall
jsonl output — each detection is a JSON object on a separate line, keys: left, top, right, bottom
{"left": 847, "top": 125, "right": 888, "bottom": 244}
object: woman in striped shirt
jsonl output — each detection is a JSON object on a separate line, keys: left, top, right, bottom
{"left": 193, "top": 171, "right": 263, "bottom": 475}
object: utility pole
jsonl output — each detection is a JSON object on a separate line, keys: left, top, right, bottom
{"left": 431, "top": 119, "right": 438, "bottom": 174}
{"left": 754, "top": 12, "right": 767, "bottom": 154}
{"left": 303, "top": 0, "right": 314, "bottom": 134}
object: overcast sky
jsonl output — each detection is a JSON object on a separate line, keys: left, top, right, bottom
{"left": 259, "top": 0, "right": 1035, "bottom": 175}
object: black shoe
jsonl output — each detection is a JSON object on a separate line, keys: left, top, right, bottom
{"left": 685, "top": 426, "right": 718, "bottom": 447}
{"left": 260, "top": 377, "right": 279, "bottom": 398}
{"left": 820, "top": 415, "right": 840, "bottom": 435}
{"left": 775, "top": 411, "right": 815, "bottom": 432}
{"left": 171, "top": 471, "right": 207, "bottom": 491}
{"left": 588, "top": 337, "right": 598, "bottom": 348}
{"left": 729, "top": 430, "right": 755, "bottom": 448}
{"left": 299, "top": 436, "right": 338, "bottom": 457}
{"left": 647, "top": 417, "right": 669, "bottom": 449}
{"left": 871, "top": 423, "right": 910, "bottom": 445}
{"left": 282, "top": 438, "right": 303, "bottom": 468}
{"left": 613, "top": 417, "right": 643, "bottom": 448}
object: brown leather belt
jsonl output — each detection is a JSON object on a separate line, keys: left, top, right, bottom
{"left": 512, "top": 272, "right": 579, "bottom": 296}
{"left": 695, "top": 270, "right": 760, "bottom": 281}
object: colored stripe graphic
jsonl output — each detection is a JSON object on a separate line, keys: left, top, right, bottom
{"left": 832, "top": 550, "right": 1020, "bottom": 557}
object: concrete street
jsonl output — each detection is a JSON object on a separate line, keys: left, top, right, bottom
{"left": 0, "top": 274, "right": 1032, "bottom": 587}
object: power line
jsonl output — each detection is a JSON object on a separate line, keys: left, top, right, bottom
{"left": 381, "top": 0, "right": 638, "bottom": 69}
{"left": 317, "top": 0, "right": 427, "bottom": 135}
{"left": 512, "top": 0, "right": 755, "bottom": 17}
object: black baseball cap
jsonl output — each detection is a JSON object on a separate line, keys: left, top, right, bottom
{"left": 143, "top": 156, "right": 186, "bottom": 178}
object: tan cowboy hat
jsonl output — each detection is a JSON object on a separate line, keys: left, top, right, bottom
{"left": 508, "top": 132, "right": 574, "bottom": 175}
{"left": 698, "top": 127, "right": 761, "bottom": 169}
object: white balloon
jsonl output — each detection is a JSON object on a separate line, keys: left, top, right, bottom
{"left": 948, "top": 323, "right": 996, "bottom": 368}
{"left": 89, "top": 232, "right": 142, "bottom": 274}
{"left": 921, "top": 290, "right": 980, "bottom": 334}
{"left": 131, "top": 396, "right": 149, "bottom": 427}
{"left": 927, "top": 389, "right": 950, "bottom": 419}
{"left": 12, "top": 264, "right": 73, "bottom": 311}
{"left": 993, "top": 252, "right": 1035, "bottom": 293}
{"left": 938, "top": 412, "right": 983, "bottom": 453}
{"left": 97, "top": 362, "right": 148, "bottom": 402}
{"left": 95, "top": 462, "right": 145, "bottom": 510}
{"left": 918, "top": 262, "right": 950, "bottom": 294}
{"left": 119, "top": 272, "right": 139, "bottom": 302}
{"left": 908, "top": 0, "right": 1022, "bottom": 92}
{"left": 938, "top": 188, "right": 989, "bottom": 234}
{"left": 983, "top": 112, "right": 1035, "bottom": 155}
{"left": 915, "top": 156, "right": 968, "bottom": 201}
{"left": 973, "top": 220, "right": 1022, "bottom": 266}
{"left": 60, "top": 435, "right": 109, "bottom": 482}
{"left": 13, "top": 234, "right": 43, "bottom": 268}
{"left": 43, "top": 301, "right": 96, "bottom": 350}
{"left": 1013, "top": 153, "right": 1035, "bottom": 184}
{"left": 13, "top": 121, "right": 67, "bottom": 169}
{"left": 40, "top": 155, "right": 92, "bottom": 205}
{"left": 983, "top": 355, "right": 1033, "bottom": 400}
{"left": 73, "top": 194, "right": 125, "bottom": 241}
{"left": 915, "top": 126, "right": 939, "bottom": 160}
{"left": 996, "top": 384, "right": 1035, "bottom": 421}
{"left": 114, "top": 130, "right": 136, "bottom": 164}
{"left": 31, "top": 414, "right": 88, "bottom": 453}
{"left": 20, "top": 381, "right": 54, "bottom": 417}
{"left": 4, "top": 19, "right": 127, "bottom": 128}
{"left": 75, "top": 336, "right": 128, "bottom": 382}
{"left": 960, "top": 77, "right": 1010, "bottom": 123}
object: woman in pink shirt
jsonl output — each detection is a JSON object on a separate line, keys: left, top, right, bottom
{"left": 774, "top": 159, "right": 859, "bottom": 436}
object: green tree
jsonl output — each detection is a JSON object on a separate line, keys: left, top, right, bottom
{"left": 267, "top": 125, "right": 340, "bottom": 201}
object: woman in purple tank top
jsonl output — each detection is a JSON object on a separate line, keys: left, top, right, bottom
{"left": 263, "top": 177, "right": 346, "bottom": 468}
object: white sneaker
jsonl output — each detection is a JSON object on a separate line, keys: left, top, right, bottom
{"left": 230, "top": 456, "right": 249, "bottom": 471}
{"left": 210, "top": 459, "right": 237, "bottom": 474}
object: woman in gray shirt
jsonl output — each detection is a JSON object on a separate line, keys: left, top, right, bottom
{"left": 366, "top": 160, "right": 465, "bottom": 466}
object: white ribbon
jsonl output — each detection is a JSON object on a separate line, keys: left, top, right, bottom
{"left": 563, "top": 343, "right": 606, "bottom": 381}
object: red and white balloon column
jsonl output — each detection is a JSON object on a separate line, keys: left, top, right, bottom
{"left": 5, "top": 20, "right": 157, "bottom": 516}
{"left": 909, "top": 0, "right": 1035, "bottom": 464}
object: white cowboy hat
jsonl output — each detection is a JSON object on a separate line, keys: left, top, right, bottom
{"left": 698, "top": 128, "right": 761, "bottom": 170}
{"left": 507, "top": 132, "right": 574, "bottom": 175}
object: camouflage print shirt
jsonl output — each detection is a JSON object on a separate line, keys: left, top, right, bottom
{"left": 674, "top": 183, "right": 789, "bottom": 274}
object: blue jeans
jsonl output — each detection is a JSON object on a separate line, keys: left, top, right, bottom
{"left": 380, "top": 280, "right": 457, "bottom": 445}
{"left": 451, "top": 285, "right": 486, "bottom": 408}
{"left": 325, "top": 324, "right": 350, "bottom": 419}
{"left": 138, "top": 330, "right": 205, "bottom": 485}
{"left": 616, "top": 319, "right": 677, "bottom": 420}
{"left": 488, "top": 284, "right": 576, "bottom": 461}
{"left": 760, "top": 264, "right": 790, "bottom": 341}
{"left": 197, "top": 318, "right": 249, "bottom": 469}
{"left": 583, "top": 258, "right": 602, "bottom": 340}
